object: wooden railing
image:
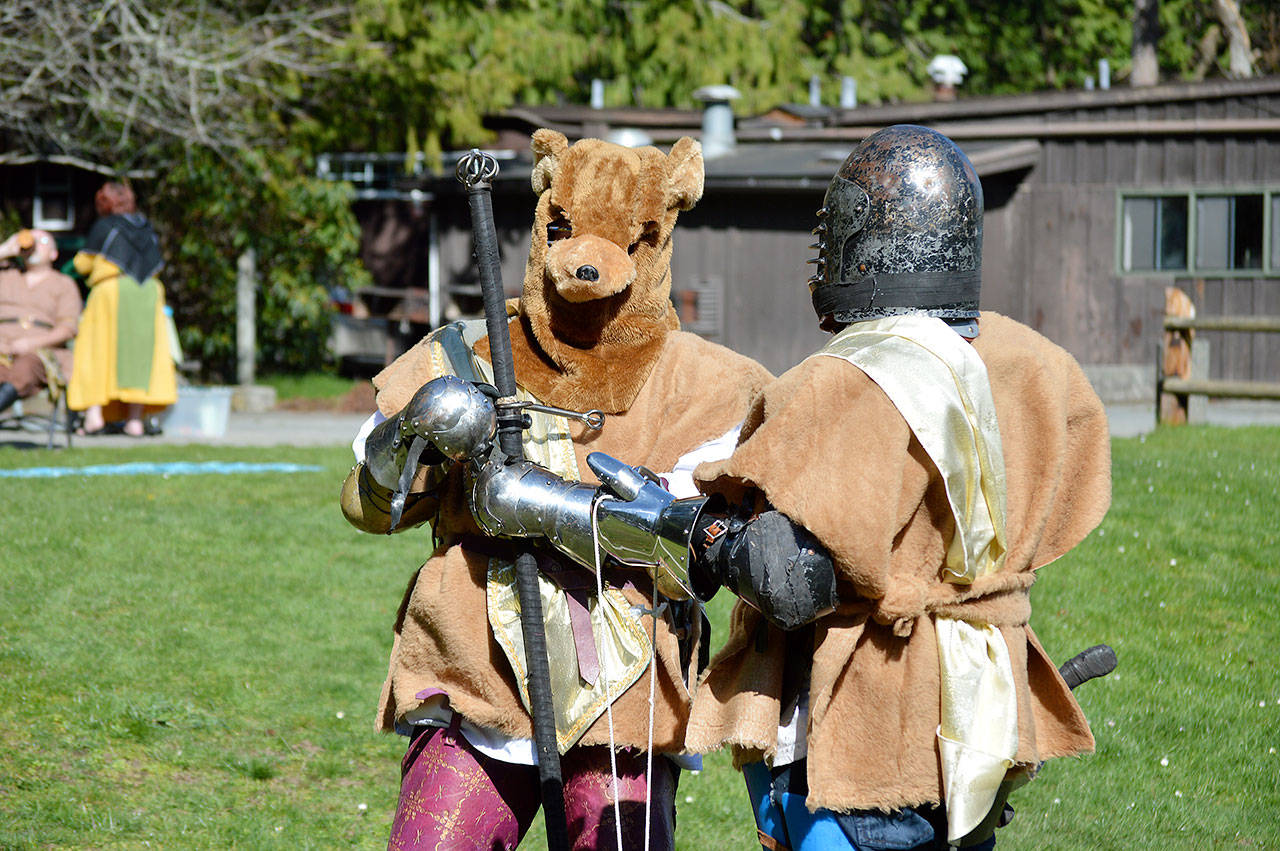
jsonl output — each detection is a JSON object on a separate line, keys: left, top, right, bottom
{"left": 1156, "top": 312, "right": 1280, "bottom": 424}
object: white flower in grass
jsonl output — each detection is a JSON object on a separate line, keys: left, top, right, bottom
{"left": 1169, "top": 558, "right": 1177, "bottom": 566}
{"left": 684, "top": 795, "right": 694, "bottom": 804}
{"left": 1118, "top": 545, "right": 1126, "bottom": 553}
{"left": 336, "top": 711, "right": 345, "bottom": 719}
{"left": 1175, "top": 790, "right": 1183, "bottom": 798}
{"left": 1261, "top": 701, "right": 1268, "bottom": 708}
{"left": 1160, "top": 757, "right": 1169, "bottom": 767}
{"left": 358, "top": 803, "right": 368, "bottom": 813}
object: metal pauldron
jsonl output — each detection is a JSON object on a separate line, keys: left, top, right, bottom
{"left": 469, "top": 451, "right": 706, "bottom": 600}
{"left": 364, "top": 375, "right": 497, "bottom": 490}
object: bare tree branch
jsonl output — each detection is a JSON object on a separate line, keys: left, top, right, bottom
{"left": 1213, "top": 0, "right": 1256, "bottom": 78}
{"left": 0, "top": 0, "right": 347, "bottom": 170}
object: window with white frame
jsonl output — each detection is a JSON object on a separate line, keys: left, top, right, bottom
{"left": 1120, "top": 189, "right": 1277, "bottom": 275}
{"left": 32, "top": 167, "right": 75, "bottom": 231}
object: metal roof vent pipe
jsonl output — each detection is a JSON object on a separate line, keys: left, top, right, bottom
{"left": 926, "top": 54, "right": 968, "bottom": 101}
{"left": 693, "top": 84, "right": 741, "bottom": 159}
{"left": 1098, "top": 59, "right": 1112, "bottom": 90}
{"left": 590, "top": 79, "right": 605, "bottom": 109}
{"left": 840, "top": 76, "right": 858, "bottom": 109}
{"left": 605, "top": 128, "right": 654, "bottom": 148}
{"left": 809, "top": 75, "right": 822, "bottom": 106}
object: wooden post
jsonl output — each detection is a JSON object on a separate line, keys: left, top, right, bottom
{"left": 1160, "top": 286, "right": 1194, "bottom": 424}
{"left": 236, "top": 248, "right": 257, "bottom": 387}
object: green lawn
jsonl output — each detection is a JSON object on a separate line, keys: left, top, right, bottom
{"left": 1, "top": 426, "right": 1277, "bottom": 849}
{"left": 258, "top": 372, "right": 364, "bottom": 402}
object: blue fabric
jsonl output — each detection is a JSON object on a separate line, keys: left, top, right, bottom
{"left": 835, "top": 807, "right": 937, "bottom": 850}
{"left": 0, "top": 461, "right": 323, "bottom": 479}
{"left": 745, "top": 760, "right": 790, "bottom": 849}
{"left": 742, "top": 760, "right": 987, "bottom": 851}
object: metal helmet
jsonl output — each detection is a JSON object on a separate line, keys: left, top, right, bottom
{"left": 809, "top": 124, "right": 983, "bottom": 329}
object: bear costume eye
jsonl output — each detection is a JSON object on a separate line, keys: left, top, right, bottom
{"left": 629, "top": 221, "right": 660, "bottom": 256}
{"left": 547, "top": 209, "right": 573, "bottom": 245}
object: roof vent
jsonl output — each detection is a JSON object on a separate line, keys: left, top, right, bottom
{"left": 840, "top": 76, "right": 858, "bottom": 109}
{"left": 693, "top": 84, "right": 741, "bottom": 159}
{"left": 926, "top": 55, "right": 967, "bottom": 101}
{"left": 605, "top": 127, "right": 654, "bottom": 148}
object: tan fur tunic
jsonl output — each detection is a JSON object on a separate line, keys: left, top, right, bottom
{"left": 373, "top": 319, "right": 772, "bottom": 752}
{"left": 685, "top": 312, "right": 1112, "bottom": 812}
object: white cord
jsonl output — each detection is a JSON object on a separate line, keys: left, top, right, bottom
{"left": 591, "top": 498, "right": 625, "bottom": 851}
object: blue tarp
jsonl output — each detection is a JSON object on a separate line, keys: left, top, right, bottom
{"left": 0, "top": 461, "right": 324, "bottom": 479}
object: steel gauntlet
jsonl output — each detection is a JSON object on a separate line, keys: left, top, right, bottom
{"left": 470, "top": 451, "right": 706, "bottom": 600}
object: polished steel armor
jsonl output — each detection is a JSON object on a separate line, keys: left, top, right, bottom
{"left": 363, "top": 375, "right": 497, "bottom": 490}
{"left": 810, "top": 124, "right": 984, "bottom": 327}
{"left": 407, "top": 375, "right": 498, "bottom": 461}
{"left": 470, "top": 450, "right": 706, "bottom": 600}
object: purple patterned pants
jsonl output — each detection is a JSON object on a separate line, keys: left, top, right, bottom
{"left": 388, "top": 721, "right": 677, "bottom": 850}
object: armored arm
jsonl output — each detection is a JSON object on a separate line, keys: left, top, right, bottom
{"left": 342, "top": 375, "right": 496, "bottom": 534}
{"left": 689, "top": 503, "right": 838, "bottom": 631}
{"left": 470, "top": 451, "right": 706, "bottom": 601}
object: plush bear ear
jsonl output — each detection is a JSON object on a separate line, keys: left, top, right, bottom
{"left": 665, "top": 136, "right": 704, "bottom": 211}
{"left": 530, "top": 129, "right": 570, "bottom": 195}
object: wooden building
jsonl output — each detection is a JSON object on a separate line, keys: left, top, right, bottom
{"left": 349, "top": 75, "right": 1280, "bottom": 393}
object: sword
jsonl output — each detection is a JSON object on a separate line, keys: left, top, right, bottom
{"left": 456, "top": 150, "right": 570, "bottom": 851}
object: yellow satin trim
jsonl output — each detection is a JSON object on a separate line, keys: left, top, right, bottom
{"left": 427, "top": 327, "right": 654, "bottom": 751}
{"left": 486, "top": 560, "right": 651, "bottom": 753}
{"left": 934, "top": 619, "right": 1018, "bottom": 841}
{"left": 812, "top": 314, "right": 1016, "bottom": 841}
{"left": 814, "top": 315, "right": 1006, "bottom": 582}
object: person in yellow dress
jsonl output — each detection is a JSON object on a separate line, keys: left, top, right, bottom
{"left": 67, "top": 181, "right": 176, "bottom": 436}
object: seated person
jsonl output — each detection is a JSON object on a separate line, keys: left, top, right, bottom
{"left": 0, "top": 229, "right": 82, "bottom": 416}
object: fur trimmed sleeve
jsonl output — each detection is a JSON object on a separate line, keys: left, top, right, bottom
{"left": 371, "top": 335, "right": 446, "bottom": 418}
{"left": 977, "top": 313, "right": 1112, "bottom": 572}
{"left": 694, "top": 356, "right": 926, "bottom": 600}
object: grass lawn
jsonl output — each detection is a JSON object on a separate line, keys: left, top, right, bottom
{"left": 1, "top": 426, "right": 1277, "bottom": 849}
{"left": 258, "top": 372, "right": 363, "bottom": 403}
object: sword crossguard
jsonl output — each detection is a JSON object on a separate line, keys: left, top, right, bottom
{"left": 456, "top": 149, "right": 500, "bottom": 189}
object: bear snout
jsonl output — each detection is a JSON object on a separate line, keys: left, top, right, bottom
{"left": 547, "top": 234, "right": 634, "bottom": 303}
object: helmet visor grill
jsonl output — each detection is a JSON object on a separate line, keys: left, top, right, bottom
{"left": 822, "top": 176, "right": 870, "bottom": 290}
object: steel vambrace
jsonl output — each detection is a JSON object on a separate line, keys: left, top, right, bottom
{"left": 692, "top": 509, "right": 838, "bottom": 631}
{"left": 469, "top": 451, "right": 706, "bottom": 600}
